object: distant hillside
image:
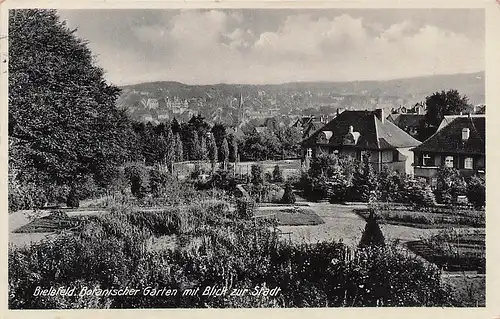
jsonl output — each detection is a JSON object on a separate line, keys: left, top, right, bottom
{"left": 117, "top": 71, "right": 485, "bottom": 125}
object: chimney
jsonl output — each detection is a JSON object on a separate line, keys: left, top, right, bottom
{"left": 336, "top": 108, "right": 340, "bottom": 116}
{"left": 462, "top": 128, "right": 470, "bottom": 141}
{"left": 349, "top": 125, "right": 354, "bottom": 133}
{"left": 375, "top": 108, "right": 384, "bottom": 123}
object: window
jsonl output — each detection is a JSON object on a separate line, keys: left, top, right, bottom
{"left": 464, "top": 157, "right": 473, "bottom": 169}
{"left": 392, "top": 150, "right": 399, "bottom": 162}
{"left": 422, "top": 153, "right": 431, "bottom": 166}
{"left": 445, "top": 156, "right": 454, "bottom": 168}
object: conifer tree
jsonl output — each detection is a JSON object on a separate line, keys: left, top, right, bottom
{"left": 359, "top": 210, "right": 385, "bottom": 248}
{"left": 199, "top": 135, "right": 208, "bottom": 161}
{"left": 173, "top": 133, "right": 183, "bottom": 162}
{"left": 207, "top": 133, "right": 218, "bottom": 172}
{"left": 221, "top": 137, "right": 229, "bottom": 170}
{"left": 281, "top": 182, "right": 296, "bottom": 204}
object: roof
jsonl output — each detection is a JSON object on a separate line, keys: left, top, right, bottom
{"left": 302, "top": 121, "right": 324, "bottom": 138}
{"left": 387, "top": 113, "right": 424, "bottom": 128}
{"left": 437, "top": 114, "right": 485, "bottom": 132}
{"left": 302, "top": 110, "right": 421, "bottom": 150}
{"left": 412, "top": 116, "right": 485, "bottom": 155}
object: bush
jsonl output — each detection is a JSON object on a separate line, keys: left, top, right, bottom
{"left": 272, "top": 165, "right": 284, "bottom": 183}
{"left": 66, "top": 188, "right": 80, "bottom": 208}
{"left": 236, "top": 197, "right": 256, "bottom": 219}
{"left": 124, "top": 163, "right": 149, "bottom": 199}
{"left": 251, "top": 164, "right": 263, "bottom": 186}
{"left": 210, "top": 169, "right": 237, "bottom": 193}
{"left": 435, "top": 167, "right": 467, "bottom": 204}
{"left": 76, "top": 175, "right": 100, "bottom": 200}
{"left": 264, "top": 171, "right": 273, "bottom": 183}
{"left": 281, "top": 183, "right": 296, "bottom": 204}
{"left": 403, "top": 177, "right": 436, "bottom": 207}
{"left": 467, "top": 175, "right": 485, "bottom": 209}
{"left": 351, "top": 154, "right": 378, "bottom": 202}
{"left": 149, "top": 168, "right": 170, "bottom": 197}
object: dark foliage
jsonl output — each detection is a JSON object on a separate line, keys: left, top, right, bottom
{"left": 359, "top": 211, "right": 385, "bottom": 248}
{"left": 281, "top": 183, "right": 296, "bottom": 204}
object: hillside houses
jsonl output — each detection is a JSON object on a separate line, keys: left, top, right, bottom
{"left": 301, "top": 109, "right": 421, "bottom": 174}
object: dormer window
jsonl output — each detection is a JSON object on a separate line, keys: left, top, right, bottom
{"left": 343, "top": 126, "right": 360, "bottom": 145}
{"left": 462, "top": 128, "right": 470, "bottom": 141}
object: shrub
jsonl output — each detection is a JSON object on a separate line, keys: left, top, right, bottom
{"left": 467, "top": 175, "right": 485, "bottom": 209}
{"left": 351, "top": 154, "right": 378, "bottom": 202}
{"left": 435, "top": 167, "right": 467, "bottom": 204}
{"left": 403, "top": 177, "right": 436, "bottom": 207}
{"left": 66, "top": 188, "right": 80, "bottom": 208}
{"left": 264, "top": 171, "right": 273, "bottom": 183}
{"left": 210, "top": 169, "right": 236, "bottom": 193}
{"left": 124, "top": 163, "right": 149, "bottom": 199}
{"left": 76, "top": 175, "right": 100, "bottom": 200}
{"left": 251, "top": 164, "right": 264, "bottom": 186}
{"left": 281, "top": 183, "right": 296, "bottom": 204}
{"left": 149, "top": 168, "right": 170, "bottom": 197}
{"left": 236, "top": 197, "right": 256, "bottom": 219}
{"left": 272, "top": 165, "right": 284, "bottom": 183}
{"left": 359, "top": 210, "right": 385, "bottom": 248}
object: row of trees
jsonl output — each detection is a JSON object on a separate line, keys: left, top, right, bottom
{"left": 238, "top": 122, "right": 302, "bottom": 161}
{"left": 131, "top": 120, "right": 238, "bottom": 170}
{"left": 300, "top": 153, "right": 485, "bottom": 208}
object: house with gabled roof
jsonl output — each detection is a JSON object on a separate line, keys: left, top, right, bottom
{"left": 301, "top": 108, "right": 421, "bottom": 174}
{"left": 411, "top": 115, "right": 485, "bottom": 183}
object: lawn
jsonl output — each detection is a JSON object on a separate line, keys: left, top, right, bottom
{"left": 254, "top": 207, "right": 324, "bottom": 226}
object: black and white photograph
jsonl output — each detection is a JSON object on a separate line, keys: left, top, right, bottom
{"left": 4, "top": 2, "right": 493, "bottom": 311}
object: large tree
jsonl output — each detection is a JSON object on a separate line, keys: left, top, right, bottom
{"left": 419, "top": 89, "right": 470, "bottom": 140}
{"left": 9, "top": 10, "right": 133, "bottom": 192}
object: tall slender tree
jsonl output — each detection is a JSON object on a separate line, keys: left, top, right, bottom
{"left": 173, "top": 133, "right": 184, "bottom": 162}
{"left": 221, "top": 137, "right": 229, "bottom": 170}
{"left": 207, "top": 133, "right": 218, "bottom": 172}
{"left": 199, "top": 135, "right": 208, "bottom": 161}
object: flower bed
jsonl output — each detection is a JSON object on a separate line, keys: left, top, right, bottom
{"left": 254, "top": 207, "right": 324, "bottom": 226}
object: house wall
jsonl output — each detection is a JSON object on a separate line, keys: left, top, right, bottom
{"left": 399, "top": 147, "right": 415, "bottom": 175}
{"left": 413, "top": 151, "right": 486, "bottom": 180}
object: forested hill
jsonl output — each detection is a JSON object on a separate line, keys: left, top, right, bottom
{"left": 117, "top": 71, "right": 485, "bottom": 124}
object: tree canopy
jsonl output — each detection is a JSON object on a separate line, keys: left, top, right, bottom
{"left": 418, "top": 89, "right": 470, "bottom": 140}
{"left": 9, "top": 9, "right": 133, "bottom": 189}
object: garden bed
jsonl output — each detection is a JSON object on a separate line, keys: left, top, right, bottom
{"left": 406, "top": 230, "right": 485, "bottom": 272}
{"left": 254, "top": 207, "right": 324, "bottom": 226}
{"left": 354, "top": 207, "right": 484, "bottom": 228}
{"left": 13, "top": 211, "right": 84, "bottom": 233}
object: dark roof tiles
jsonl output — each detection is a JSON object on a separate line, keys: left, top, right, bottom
{"left": 412, "top": 116, "right": 485, "bottom": 155}
{"left": 302, "top": 110, "right": 420, "bottom": 150}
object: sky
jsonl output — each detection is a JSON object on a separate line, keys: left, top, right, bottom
{"left": 57, "top": 9, "right": 485, "bottom": 86}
